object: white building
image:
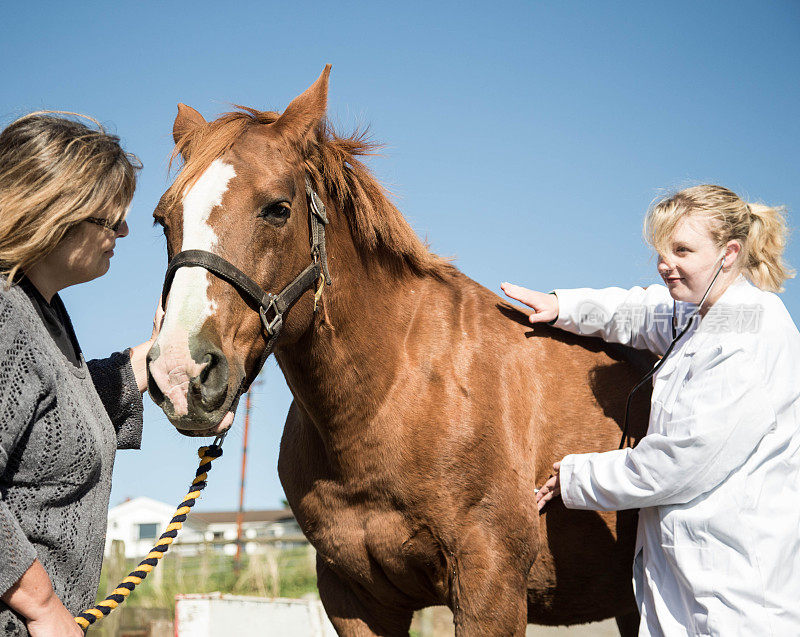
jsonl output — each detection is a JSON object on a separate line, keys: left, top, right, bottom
{"left": 106, "top": 497, "right": 303, "bottom": 557}
{"left": 192, "top": 510, "right": 304, "bottom": 555}
{"left": 106, "top": 496, "right": 208, "bottom": 558}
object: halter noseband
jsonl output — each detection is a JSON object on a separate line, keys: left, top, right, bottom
{"left": 160, "top": 176, "right": 331, "bottom": 401}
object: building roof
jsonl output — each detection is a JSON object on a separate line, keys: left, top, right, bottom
{"left": 192, "top": 509, "right": 295, "bottom": 525}
{"left": 109, "top": 496, "right": 180, "bottom": 518}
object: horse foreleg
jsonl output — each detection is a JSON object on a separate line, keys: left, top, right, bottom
{"left": 317, "top": 557, "right": 413, "bottom": 637}
{"left": 449, "top": 551, "right": 529, "bottom": 637}
{"left": 615, "top": 610, "right": 640, "bottom": 637}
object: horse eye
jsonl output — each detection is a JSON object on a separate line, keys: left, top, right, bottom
{"left": 259, "top": 202, "right": 291, "bottom": 222}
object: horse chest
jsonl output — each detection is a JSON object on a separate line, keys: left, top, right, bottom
{"left": 308, "top": 499, "right": 404, "bottom": 563}
{"left": 302, "top": 493, "right": 444, "bottom": 600}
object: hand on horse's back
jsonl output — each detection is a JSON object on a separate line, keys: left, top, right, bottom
{"left": 500, "top": 282, "right": 558, "bottom": 323}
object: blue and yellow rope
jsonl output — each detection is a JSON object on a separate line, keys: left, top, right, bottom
{"left": 74, "top": 442, "right": 224, "bottom": 631}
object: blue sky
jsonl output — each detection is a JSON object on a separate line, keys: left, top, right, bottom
{"left": 2, "top": 1, "right": 798, "bottom": 511}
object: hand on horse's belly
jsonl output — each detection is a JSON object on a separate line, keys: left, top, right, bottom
{"left": 535, "top": 462, "right": 562, "bottom": 512}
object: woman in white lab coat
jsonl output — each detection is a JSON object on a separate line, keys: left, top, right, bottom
{"left": 502, "top": 184, "right": 800, "bottom": 636}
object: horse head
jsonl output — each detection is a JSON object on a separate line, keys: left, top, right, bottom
{"left": 147, "top": 66, "right": 332, "bottom": 435}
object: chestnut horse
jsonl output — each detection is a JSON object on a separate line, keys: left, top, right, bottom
{"left": 147, "top": 66, "right": 651, "bottom": 636}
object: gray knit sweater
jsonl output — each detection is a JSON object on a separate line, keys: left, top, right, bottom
{"left": 0, "top": 281, "right": 143, "bottom": 635}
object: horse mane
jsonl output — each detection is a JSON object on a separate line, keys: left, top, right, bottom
{"left": 170, "top": 107, "right": 453, "bottom": 279}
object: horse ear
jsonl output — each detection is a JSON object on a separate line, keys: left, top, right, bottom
{"left": 173, "top": 104, "right": 206, "bottom": 145}
{"left": 273, "top": 64, "right": 331, "bottom": 140}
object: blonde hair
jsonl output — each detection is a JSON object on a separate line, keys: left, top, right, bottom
{"left": 0, "top": 111, "right": 141, "bottom": 283}
{"left": 644, "top": 184, "right": 795, "bottom": 293}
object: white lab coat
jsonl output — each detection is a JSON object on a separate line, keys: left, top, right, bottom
{"left": 552, "top": 275, "right": 800, "bottom": 636}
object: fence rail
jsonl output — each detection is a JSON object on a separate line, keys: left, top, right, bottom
{"left": 166, "top": 535, "right": 310, "bottom": 548}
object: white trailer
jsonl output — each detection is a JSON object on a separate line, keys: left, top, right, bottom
{"left": 175, "top": 593, "right": 337, "bottom": 637}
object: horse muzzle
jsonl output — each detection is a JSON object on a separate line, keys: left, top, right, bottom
{"left": 146, "top": 339, "right": 241, "bottom": 433}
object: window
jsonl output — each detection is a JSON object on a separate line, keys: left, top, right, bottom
{"left": 138, "top": 523, "right": 158, "bottom": 540}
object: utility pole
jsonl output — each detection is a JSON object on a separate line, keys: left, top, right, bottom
{"left": 234, "top": 379, "right": 261, "bottom": 570}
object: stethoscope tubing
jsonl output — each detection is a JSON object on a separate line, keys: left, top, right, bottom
{"left": 618, "top": 257, "right": 726, "bottom": 449}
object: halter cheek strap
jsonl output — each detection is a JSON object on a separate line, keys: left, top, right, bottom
{"left": 160, "top": 176, "right": 331, "bottom": 403}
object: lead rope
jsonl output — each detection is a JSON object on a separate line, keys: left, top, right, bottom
{"left": 74, "top": 436, "right": 225, "bottom": 631}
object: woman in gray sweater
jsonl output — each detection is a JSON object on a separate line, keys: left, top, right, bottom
{"left": 0, "top": 112, "right": 158, "bottom": 636}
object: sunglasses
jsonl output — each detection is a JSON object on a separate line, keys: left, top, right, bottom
{"left": 84, "top": 216, "right": 123, "bottom": 232}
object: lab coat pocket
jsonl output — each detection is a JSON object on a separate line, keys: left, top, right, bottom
{"left": 650, "top": 394, "right": 690, "bottom": 437}
{"left": 661, "top": 543, "right": 714, "bottom": 635}
{"left": 650, "top": 363, "right": 677, "bottom": 434}
{"left": 651, "top": 365, "right": 684, "bottom": 417}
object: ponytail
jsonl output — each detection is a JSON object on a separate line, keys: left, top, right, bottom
{"left": 745, "top": 203, "right": 795, "bottom": 293}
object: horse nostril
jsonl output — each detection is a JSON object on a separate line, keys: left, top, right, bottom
{"left": 147, "top": 367, "right": 165, "bottom": 406}
{"left": 146, "top": 346, "right": 165, "bottom": 406}
{"left": 199, "top": 353, "right": 215, "bottom": 384}
{"left": 190, "top": 349, "right": 228, "bottom": 412}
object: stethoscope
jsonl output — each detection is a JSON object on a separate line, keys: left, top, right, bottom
{"left": 617, "top": 254, "right": 727, "bottom": 449}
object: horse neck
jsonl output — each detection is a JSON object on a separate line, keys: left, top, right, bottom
{"left": 275, "top": 224, "right": 438, "bottom": 455}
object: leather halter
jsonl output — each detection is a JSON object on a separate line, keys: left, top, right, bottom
{"left": 160, "top": 176, "right": 331, "bottom": 402}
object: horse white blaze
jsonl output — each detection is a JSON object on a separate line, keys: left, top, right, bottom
{"left": 150, "top": 159, "right": 236, "bottom": 416}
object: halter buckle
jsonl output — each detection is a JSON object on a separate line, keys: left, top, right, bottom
{"left": 259, "top": 297, "right": 283, "bottom": 337}
{"left": 313, "top": 272, "right": 326, "bottom": 312}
